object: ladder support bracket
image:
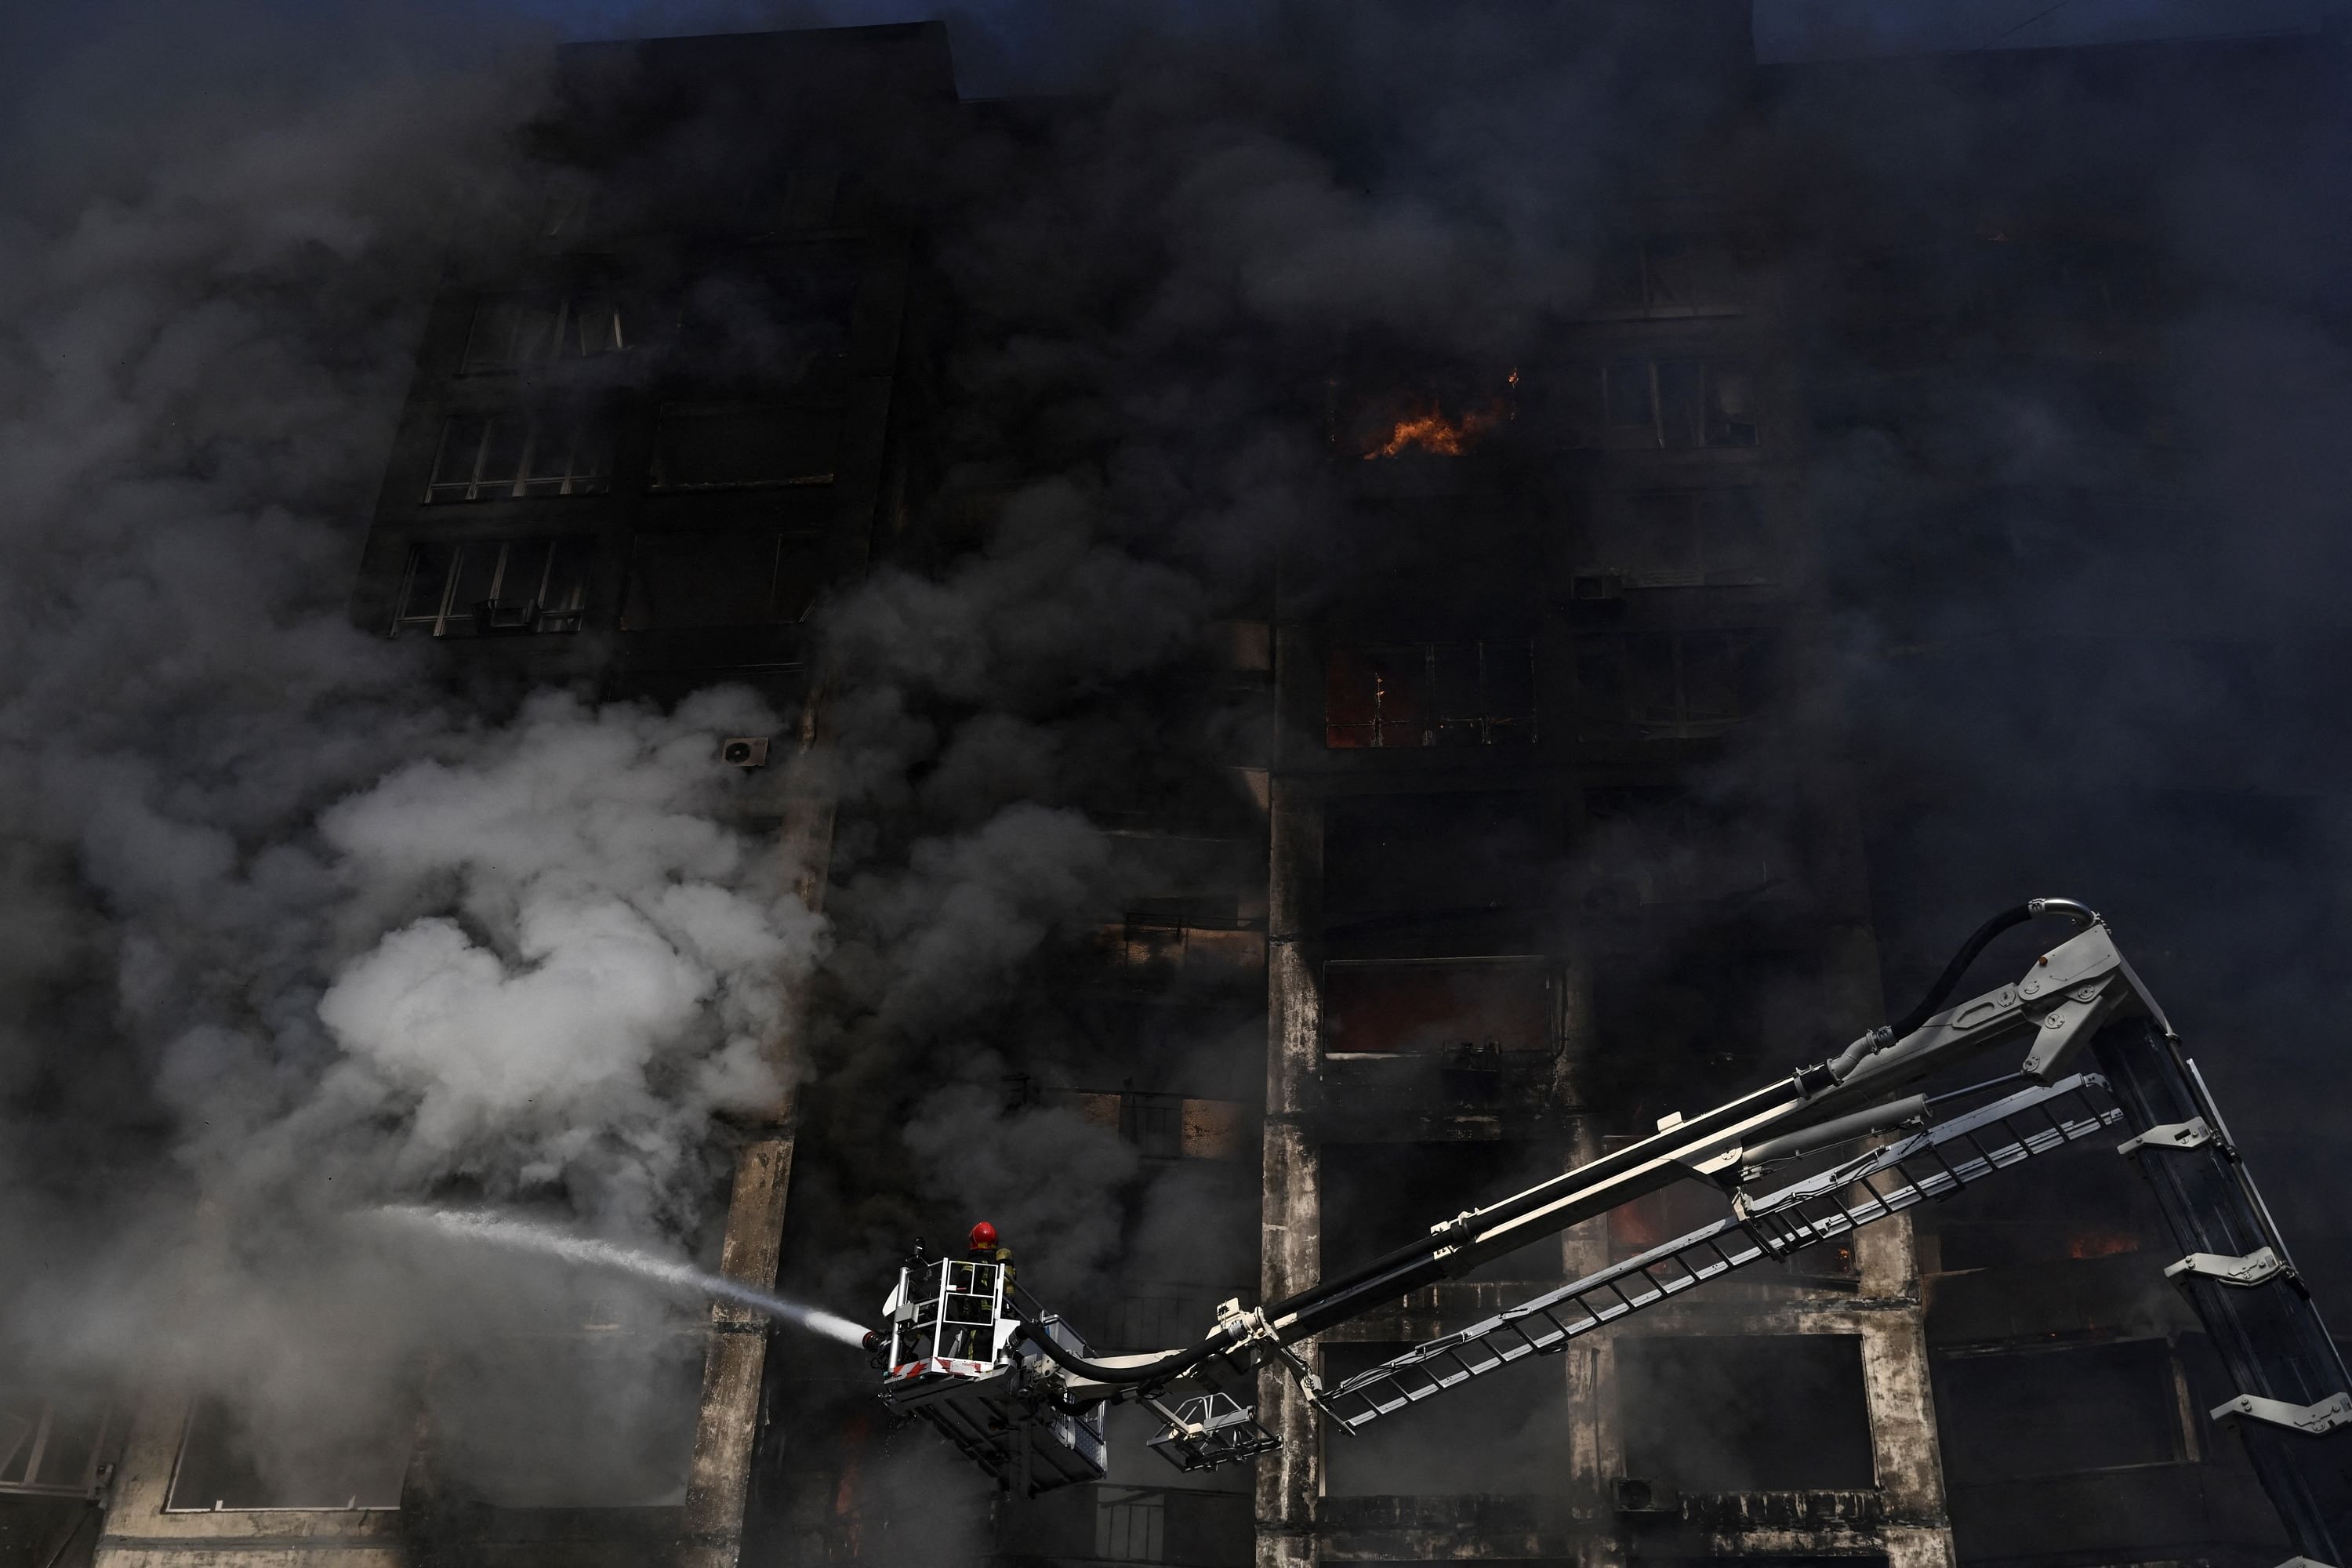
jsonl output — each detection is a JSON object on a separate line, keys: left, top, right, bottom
{"left": 2167, "top": 1247, "right": 2289, "bottom": 1289}
{"left": 2212, "top": 1391, "right": 2352, "bottom": 1438}
{"left": 2119, "top": 1116, "right": 2221, "bottom": 1157}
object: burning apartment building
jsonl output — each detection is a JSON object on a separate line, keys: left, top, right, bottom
{"left": 3, "top": 6, "right": 2350, "bottom": 1568}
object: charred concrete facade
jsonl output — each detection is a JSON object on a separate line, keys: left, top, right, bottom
{"left": 5, "top": 14, "right": 2343, "bottom": 1568}
{"left": 1259, "top": 50, "right": 1951, "bottom": 1568}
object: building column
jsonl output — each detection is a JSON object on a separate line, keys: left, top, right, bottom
{"left": 1258, "top": 768, "right": 1321, "bottom": 1568}
{"left": 1830, "top": 918, "right": 1956, "bottom": 1568}
{"left": 1552, "top": 944, "right": 1622, "bottom": 1566}
{"left": 678, "top": 695, "right": 837, "bottom": 1568}
{"left": 1863, "top": 1305, "right": 1957, "bottom": 1568}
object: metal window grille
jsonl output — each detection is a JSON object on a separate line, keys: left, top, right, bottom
{"left": 394, "top": 538, "right": 589, "bottom": 637}
{"left": 1094, "top": 1488, "right": 1167, "bottom": 1563}
{"left": 1119, "top": 1094, "right": 1185, "bottom": 1160}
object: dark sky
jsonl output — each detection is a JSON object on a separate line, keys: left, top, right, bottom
{"left": 489, "top": 0, "right": 2348, "bottom": 74}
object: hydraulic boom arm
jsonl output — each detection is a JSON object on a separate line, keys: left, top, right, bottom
{"left": 1057, "top": 900, "right": 2352, "bottom": 1563}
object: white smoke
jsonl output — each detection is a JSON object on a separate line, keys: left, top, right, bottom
{"left": 0, "top": 3, "right": 840, "bottom": 1505}
{"left": 303, "top": 689, "right": 824, "bottom": 1226}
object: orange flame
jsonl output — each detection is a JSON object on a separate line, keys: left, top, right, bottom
{"left": 1365, "top": 408, "right": 1476, "bottom": 459}
{"left": 2067, "top": 1231, "right": 2140, "bottom": 1260}
{"left": 1362, "top": 373, "right": 1519, "bottom": 460}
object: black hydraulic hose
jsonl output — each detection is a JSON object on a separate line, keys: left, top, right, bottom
{"left": 1828, "top": 896, "right": 2100, "bottom": 1082}
{"left": 1014, "top": 1319, "right": 1229, "bottom": 1385}
{"left": 1887, "top": 902, "right": 2036, "bottom": 1039}
{"left": 1891, "top": 895, "right": 2100, "bottom": 1036}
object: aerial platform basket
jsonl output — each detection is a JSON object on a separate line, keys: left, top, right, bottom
{"left": 876, "top": 1257, "right": 1107, "bottom": 1495}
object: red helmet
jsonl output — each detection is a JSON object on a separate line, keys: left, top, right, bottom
{"left": 968, "top": 1221, "right": 999, "bottom": 1251}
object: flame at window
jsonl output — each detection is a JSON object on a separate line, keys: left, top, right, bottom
{"left": 1358, "top": 371, "right": 1518, "bottom": 459}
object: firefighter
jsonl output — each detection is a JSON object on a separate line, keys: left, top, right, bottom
{"left": 966, "top": 1220, "right": 1014, "bottom": 1298}
{"left": 947, "top": 1221, "right": 1014, "bottom": 1363}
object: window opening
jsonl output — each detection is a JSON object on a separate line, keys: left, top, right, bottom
{"left": 1325, "top": 640, "right": 1536, "bottom": 749}
{"left": 1617, "top": 1334, "right": 1874, "bottom": 1492}
{"left": 1577, "top": 631, "right": 1765, "bottom": 739}
{"left": 1095, "top": 1487, "right": 1167, "bottom": 1562}
{"left": 165, "top": 1396, "right": 408, "bottom": 1512}
{"left": 1323, "top": 957, "right": 1555, "bottom": 1056}
{"left": 1322, "top": 1338, "right": 1575, "bottom": 1495}
{"left": 425, "top": 412, "right": 611, "bottom": 502}
{"left": 394, "top": 537, "right": 590, "bottom": 637}
{"left": 1120, "top": 1094, "right": 1185, "bottom": 1161}
{"left": 1099, "top": 919, "right": 1266, "bottom": 975}
{"left": 1322, "top": 789, "right": 1548, "bottom": 927}
{"left": 1566, "top": 359, "right": 1759, "bottom": 449}
{"left": 619, "top": 531, "right": 826, "bottom": 631}
{"left": 463, "top": 292, "right": 629, "bottom": 370}
{"left": 1933, "top": 1338, "right": 2186, "bottom": 1480}
{"left": 0, "top": 1392, "right": 112, "bottom": 1497}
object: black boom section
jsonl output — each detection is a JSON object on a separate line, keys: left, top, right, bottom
{"left": 2095, "top": 1018, "right": 2352, "bottom": 1564}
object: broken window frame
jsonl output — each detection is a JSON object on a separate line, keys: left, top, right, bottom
{"left": 1323, "top": 638, "right": 1537, "bottom": 750}
{"left": 0, "top": 1392, "right": 114, "bottom": 1498}
{"left": 461, "top": 291, "right": 630, "bottom": 371}
{"left": 394, "top": 536, "right": 590, "bottom": 638}
{"left": 424, "top": 410, "right": 612, "bottom": 503}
